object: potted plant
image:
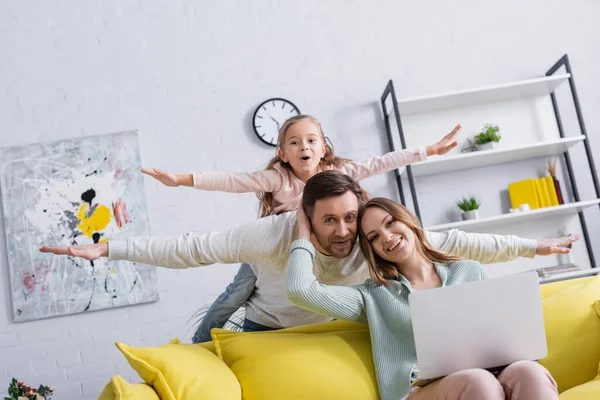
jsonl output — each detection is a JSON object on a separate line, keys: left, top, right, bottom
{"left": 474, "top": 124, "right": 501, "bottom": 151}
{"left": 457, "top": 196, "right": 481, "bottom": 220}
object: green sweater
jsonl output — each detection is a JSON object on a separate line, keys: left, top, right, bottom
{"left": 286, "top": 239, "right": 489, "bottom": 400}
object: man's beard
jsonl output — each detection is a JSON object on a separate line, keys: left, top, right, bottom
{"left": 319, "top": 234, "right": 356, "bottom": 258}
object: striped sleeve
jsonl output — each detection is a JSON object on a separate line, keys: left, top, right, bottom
{"left": 286, "top": 239, "right": 367, "bottom": 323}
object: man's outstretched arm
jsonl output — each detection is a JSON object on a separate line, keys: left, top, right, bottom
{"left": 40, "top": 212, "right": 294, "bottom": 268}
{"left": 426, "top": 228, "right": 581, "bottom": 264}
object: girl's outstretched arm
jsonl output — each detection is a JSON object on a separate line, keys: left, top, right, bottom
{"left": 142, "top": 167, "right": 284, "bottom": 193}
{"left": 141, "top": 168, "right": 194, "bottom": 187}
{"left": 339, "top": 124, "right": 461, "bottom": 181}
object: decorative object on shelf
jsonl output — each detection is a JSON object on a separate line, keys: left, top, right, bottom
{"left": 457, "top": 196, "right": 481, "bottom": 220}
{"left": 519, "top": 203, "right": 531, "bottom": 212}
{"left": 546, "top": 159, "right": 565, "bottom": 205}
{"left": 556, "top": 230, "right": 576, "bottom": 266}
{"left": 474, "top": 124, "right": 501, "bottom": 151}
{"left": 460, "top": 138, "right": 478, "bottom": 153}
{"left": 0, "top": 131, "right": 159, "bottom": 322}
{"left": 5, "top": 378, "right": 54, "bottom": 400}
{"left": 252, "top": 98, "right": 301, "bottom": 147}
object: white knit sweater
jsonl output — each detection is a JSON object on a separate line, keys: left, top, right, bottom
{"left": 108, "top": 211, "right": 536, "bottom": 328}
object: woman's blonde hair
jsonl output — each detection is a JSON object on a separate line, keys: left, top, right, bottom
{"left": 257, "top": 114, "right": 349, "bottom": 217}
{"left": 358, "top": 198, "right": 462, "bottom": 287}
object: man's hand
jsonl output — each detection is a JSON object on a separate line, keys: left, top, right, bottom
{"left": 39, "top": 243, "right": 109, "bottom": 261}
{"left": 427, "top": 124, "right": 461, "bottom": 156}
{"left": 536, "top": 234, "right": 581, "bottom": 255}
{"left": 141, "top": 168, "right": 182, "bottom": 187}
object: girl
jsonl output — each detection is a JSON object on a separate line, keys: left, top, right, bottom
{"left": 142, "top": 115, "right": 461, "bottom": 342}
{"left": 286, "top": 197, "right": 558, "bottom": 400}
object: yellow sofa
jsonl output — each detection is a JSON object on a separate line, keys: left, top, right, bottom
{"left": 98, "top": 275, "right": 600, "bottom": 400}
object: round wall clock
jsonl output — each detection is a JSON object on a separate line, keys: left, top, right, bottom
{"left": 253, "top": 98, "right": 301, "bottom": 147}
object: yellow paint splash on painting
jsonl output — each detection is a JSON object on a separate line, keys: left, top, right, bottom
{"left": 77, "top": 203, "right": 111, "bottom": 238}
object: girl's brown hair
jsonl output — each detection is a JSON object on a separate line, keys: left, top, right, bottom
{"left": 257, "top": 115, "right": 349, "bottom": 217}
{"left": 357, "top": 198, "right": 462, "bottom": 287}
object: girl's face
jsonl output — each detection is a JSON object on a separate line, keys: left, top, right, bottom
{"left": 278, "top": 119, "right": 327, "bottom": 179}
{"left": 361, "top": 206, "right": 416, "bottom": 264}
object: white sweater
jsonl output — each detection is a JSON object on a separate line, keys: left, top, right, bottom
{"left": 108, "top": 211, "right": 537, "bottom": 328}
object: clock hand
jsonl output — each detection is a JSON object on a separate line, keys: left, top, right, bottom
{"left": 269, "top": 115, "right": 280, "bottom": 130}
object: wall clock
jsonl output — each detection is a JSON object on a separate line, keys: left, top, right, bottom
{"left": 253, "top": 98, "right": 301, "bottom": 147}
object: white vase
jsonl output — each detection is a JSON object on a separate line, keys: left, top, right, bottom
{"left": 461, "top": 210, "right": 479, "bottom": 221}
{"left": 475, "top": 142, "right": 498, "bottom": 151}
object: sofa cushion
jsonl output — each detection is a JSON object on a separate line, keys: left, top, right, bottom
{"left": 558, "top": 379, "right": 600, "bottom": 400}
{"left": 538, "top": 275, "right": 600, "bottom": 392}
{"left": 540, "top": 276, "right": 594, "bottom": 299}
{"left": 211, "top": 323, "right": 378, "bottom": 400}
{"left": 116, "top": 338, "right": 241, "bottom": 400}
{"left": 97, "top": 375, "right": 160, "bottom": 400}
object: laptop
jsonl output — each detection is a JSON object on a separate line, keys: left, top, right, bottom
{"left": 408, "top": 270, "right": 547, "bottom": 381}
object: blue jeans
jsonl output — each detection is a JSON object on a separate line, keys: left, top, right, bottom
{"left": 242, "top": 318, "right": 279, "bottom": 332}
{"left": 192, "top": 263, "right": 257, "bottom": 343}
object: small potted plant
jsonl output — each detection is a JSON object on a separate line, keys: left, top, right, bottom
{"left": 457, "top": 196, "right": 481, "bottom": 221}
{"left": 474, "top": 124, "right": 501, "bottom": 151}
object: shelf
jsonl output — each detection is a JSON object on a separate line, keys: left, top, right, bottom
{"left": 401, "top": 136, "right": 585, "bottom": 177}
{"left": 398, "top": 74, "right": 570, "bottom": 116}
{"left": 425, "top": 199, "right": 600, "bottom": 232}
{"left": 538, "top": 268, "right": 599, "bottom": 284}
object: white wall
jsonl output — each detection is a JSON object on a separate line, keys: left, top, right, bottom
{"left": 0, "top": 0, "right": 598, "bottom": 398}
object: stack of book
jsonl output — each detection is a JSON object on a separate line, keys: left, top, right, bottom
{"left": 508, "top": 177, "right": 562, "bottom": 210}
{"left": 536, "top": 264, "right": 580, "bottom": 279}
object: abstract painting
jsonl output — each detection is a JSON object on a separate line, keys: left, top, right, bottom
{"left": 0, "top": 131, "right": 158, "bottom": 322}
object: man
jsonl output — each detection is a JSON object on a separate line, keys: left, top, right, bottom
{"left": 40, "top": 171, "right": 579, "bottom": 340}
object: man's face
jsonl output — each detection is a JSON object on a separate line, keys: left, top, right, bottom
{"left": 309, "top": 191, "right": 359, "bottom": 259}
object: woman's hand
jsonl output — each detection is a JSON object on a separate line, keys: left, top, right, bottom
{"left": 296, "top": 205, "right": 312, "bottom": 240}
{"left": 427, "top": 124, "right": 461, "bottom": 156}
{"left": 141, "top": 168, "right": 192, "bottom": 187}
{"left": 39, "top": 243, "right": 109, "bottom": 261}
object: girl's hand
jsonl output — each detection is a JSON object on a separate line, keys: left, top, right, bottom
{"left": 427, "top": 124, "right": 461, "bottom": 156}
{"left": 141, "top": 168, "right": 181, "bottom": 187}
{"left": 296, "top": 205, "right": 312, "bottom": 240}
{"left": 39, "top": 243, "right": 108, "bottom": 261}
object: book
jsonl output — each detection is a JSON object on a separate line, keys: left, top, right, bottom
{"left": 508, "top": 179, "right": 540, "bottom": 209}
{"left": 542, "top": 176, "right": 560, "bottom": 207}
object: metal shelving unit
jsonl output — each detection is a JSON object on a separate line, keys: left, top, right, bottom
{"left": 380, "top": 54, "right": 599, "bottom": 269}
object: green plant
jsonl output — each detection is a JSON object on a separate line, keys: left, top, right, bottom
{"left": 5, "top": 378, "right": 53, "bottom": 400}
{"left": 474, "top": 124, "right": 501, "bottom": 145}
{"left": 456, "top": 196, "right": 481, "bottom": 212}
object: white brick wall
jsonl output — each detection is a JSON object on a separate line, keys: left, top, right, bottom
{"left": 1, "top": 1, "right": 599, "bottom": 398}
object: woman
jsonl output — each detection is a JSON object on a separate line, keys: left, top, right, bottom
{"left": 286, "top": 197, "right": 558, "bottom": 400}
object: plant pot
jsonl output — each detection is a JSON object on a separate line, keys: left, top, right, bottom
{"left": 475, "top": 142, "right": 498, "bottom": 151}
{"left": 461, "top": 210, "right": 479, "bottom": 221}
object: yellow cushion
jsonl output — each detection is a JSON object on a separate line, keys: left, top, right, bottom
{"left": 261, "top": 319, "right": 368, "bottom": 334}
{"left": 115, "top": 338, "right": 241, "bottom": 400}
{"left": 559, "top": 379, "right": 600, "bottom": 400}
{"left": 538, "top": 275, "right": 600, "bottom": 392}
{"left": 211, "top": 322, "right": 378, "bottom": 400}
{"left": 198, "top": 340, "right": 216, "bottom": 354}
{"left": 97, "top": 375, "right": 159, "bottom": 400}
{"left": 540, "top": 276, "right": 594, "bottom": 298}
